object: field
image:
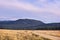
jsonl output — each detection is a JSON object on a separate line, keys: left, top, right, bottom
{"left": 0, "top": 29, "right": 60, "bottom": 40}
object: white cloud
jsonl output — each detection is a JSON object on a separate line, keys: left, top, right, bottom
{"left": 0, "top": 16, "right": 18, "bottom": 20}
{"left": 0, "top": 16, "right": 7, "bottom": 18}
{"left": 0, "top": 0, "right": 60, "bottom": 15}
{"left": 0, "top": 0, "right": 40, "bottom": 12}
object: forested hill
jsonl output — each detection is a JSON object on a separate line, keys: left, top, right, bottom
{"left": 0, "top": 19, "right": 60, "bottom": 30}
{"left": 36, "top": 23, "right": 60, "bottom": 30}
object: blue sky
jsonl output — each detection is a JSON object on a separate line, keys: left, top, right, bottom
{"left": 0, "top": 0, "right": 60, "bottom": 23}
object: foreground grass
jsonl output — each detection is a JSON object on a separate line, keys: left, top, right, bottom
{"left": 0, "top": 29, "right": 52, "bottom": 40}
{"left": 42, "top": 30, "right": 60, "bottom": 37}
{"left": 0, "top": 33, "right": 51, "bottom": 40}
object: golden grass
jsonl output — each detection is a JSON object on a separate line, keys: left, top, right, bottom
{"left": 47, "top": 31, "right": 60, "bottom": 37}
{"left": 0, "top": 29, "right": 52, "bottom": 40}
{"left": 39, "top": 30, "right": 60, "bottom": 37}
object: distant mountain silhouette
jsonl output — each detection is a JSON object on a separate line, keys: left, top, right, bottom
{"left": 0, "top": 19, "right": 45, "bottom": 30}
{"left": 36, "top": 23, "right": 60, "bottom": 30}
{"left": 0, "top": 19, "right": 60, "bottom": 30}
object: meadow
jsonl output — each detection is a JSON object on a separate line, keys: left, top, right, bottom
{"left": 0, "top": 29, "right": 60, "bottom": 40}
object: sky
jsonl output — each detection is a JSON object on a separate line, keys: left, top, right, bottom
{"left": 0, "top": 0, "right": 60, "bottom": 23}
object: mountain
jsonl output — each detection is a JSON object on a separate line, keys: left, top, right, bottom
{"left": 36, "top": 23, "right": 60, "bottom": 30}
{"left": 0, "top": 19, "right": 45, "bottom": 30}
{"left": 0, "top": 19, "right": 60, "bottom": 30}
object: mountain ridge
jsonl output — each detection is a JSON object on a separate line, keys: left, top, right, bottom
{"left": 0, "top": 19, "right": 60, "bottom": 30}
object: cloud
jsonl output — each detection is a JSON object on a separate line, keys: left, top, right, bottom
{"left": 0, "top": 0, "right": 60, "bottom": 15}
{"left": 0, "top": 16, "right": 7, "bottom": 19}
{"left": 0, "top": 0, "right": 40, "bottom": 12}
{"left": 0, "top": 16, "right": 19, "bottom": 20}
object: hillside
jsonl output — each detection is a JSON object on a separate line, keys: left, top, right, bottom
{"left": 36, "top": 23, "right": 60, "bottom": 30}
{"left": 0, "top": 19, "right": 60, "bottom": 30}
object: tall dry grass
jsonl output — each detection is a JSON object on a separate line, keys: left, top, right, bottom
{"left": 0, "top": 30, "right": 52, "bottom": 40}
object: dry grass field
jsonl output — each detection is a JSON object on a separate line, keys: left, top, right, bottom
{"left": 35, "top": 30, "right": 60, "bottom": 37}
{"left": 0, "top": 29, "right": 60, "bottom": 40}
{"left": 43, "top": 30, "right": 60, "bottom": 37}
